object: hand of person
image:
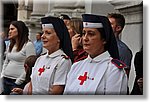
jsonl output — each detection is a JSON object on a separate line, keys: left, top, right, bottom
{"left": 11, "top": 88, "right": 23, "bottom": 94}
{"left": 49, "top": 85, "right": 65, "bottom": 95}
{"left": 137, "top": 78, "right": 143, "bottom": 93}
{"left": 71, "top": 34, "right": 81, "bottom": 51}
{"left": 0, "top": 32, "right": 5, "bottom": 39}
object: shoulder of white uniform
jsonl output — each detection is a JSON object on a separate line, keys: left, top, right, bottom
{"left": 111, "top": 59, "right": 126, "bottom": 69}
{"left": 61, "top": 54, "right": 70, "bottom": 60}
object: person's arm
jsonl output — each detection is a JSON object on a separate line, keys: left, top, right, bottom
{"left": 26, "top": 42, "right": 36, "bottom": 57}
{"left": 105, "top": 65, "right": 128, "bottom": 95}
{"left": 120, "top": 49, "right": 132, "bottom": 78}
{"left": 50, "top": 58, "right": 72, "bottom": 94}
{"left": 137, "top": 78, "right": 143, "bottom": 93}
{"left": 49, "top": 85, "right": 65, "bottom": 95}
{"left": 71, "top": 34, "right": 81, "bottom": 51}
{"left": 11, "top": 88, "right": 23, "bottom": 94}
{"left": 36, "top": 43, "right": 43, "bottom": 56}
{"left": 1, "top": 51, "right": 9, "bottom": 77}
{"left": 15, "top": 71, "right": 26, "bottom": 85}
{"left": 27, "top": 81, "right": 32, "bottom": 95}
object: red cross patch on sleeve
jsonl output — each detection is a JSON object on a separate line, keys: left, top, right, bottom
{"left": 111, "top": 59, "right": 126, "bottom": 69}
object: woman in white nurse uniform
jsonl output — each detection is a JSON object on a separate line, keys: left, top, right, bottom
{"left": 64, "top": 14, "right": 127, "bottom": 95}
{"left": 28, "top": 16, "right": 73, "bottom": 95}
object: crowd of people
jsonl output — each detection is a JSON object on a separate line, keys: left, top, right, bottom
{"left": 0, "top": 13, "right": 143, "bottom": 95}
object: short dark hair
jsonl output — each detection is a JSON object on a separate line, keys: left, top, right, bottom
{"left": 24, "top": 55, "right": 37, "bottom": 83}
{"left": 108, "top": 13, "right": 125, "bottom": 29}
{"left": 59, "top": 14, "right": 71, "bottom": 20}
{"left": 37, "top": 32, "right": 43, "bottom": 36}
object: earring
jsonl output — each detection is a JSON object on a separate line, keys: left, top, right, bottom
{"left": 103, "top": 41, "right": 107, "bottom": 44}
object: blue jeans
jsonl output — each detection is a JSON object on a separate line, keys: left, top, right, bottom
{"left": 2, "top": 77, "right": 25, "bottom": 95}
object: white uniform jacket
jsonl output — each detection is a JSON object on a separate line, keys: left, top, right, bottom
{"left": 64, "top": 51, "right": 127, "bottom": 95}
{"left": 31, "top": 49, "right": 72, "bottom": 95}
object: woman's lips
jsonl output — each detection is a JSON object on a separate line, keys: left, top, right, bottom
{"left": 42, "top": 41, "right": 48, "bottom": 44}
{"left": 83, "top": 43, "right": 90, "bottom": 46}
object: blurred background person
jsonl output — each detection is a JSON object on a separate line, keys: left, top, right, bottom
{"left": 67, "top": 17, "right": 88, "bottom": 63}
{"left": 0, "top": 32, "right": 6, "bottom": 60}
{"left": 108, "top": 13, "right": 133, "bottom": 78}
{"left": 131, "top": 46, "right": 143, "bottom": 95}
{"left": 34, "top": 32, "right": 43, "bottom": 57}
{"left": 11, "top": 55, "right": 37, "bottom": 95}
{"left": 59, "top": 14, "right": 71, "bottom": 26}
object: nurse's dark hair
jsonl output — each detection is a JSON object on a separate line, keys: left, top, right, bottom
{"left": 97, "top": 28, "right": 107, "bottom": 50}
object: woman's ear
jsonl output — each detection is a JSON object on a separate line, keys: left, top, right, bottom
{"left": 24, "top": 63, "right": 29, "bottom": 72}
{"left": 102, "top": 39, "right": 107, "bottom": 45}
{"left": 57, "top": 40, "right": 60, "bottom": 43}
{"left": 116, "top": 26, "right": 122, "bottom": 32}
{"left": 103, "top": 41, "right": 107, "bottom": 45}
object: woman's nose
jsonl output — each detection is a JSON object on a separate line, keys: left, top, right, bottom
{"left": 83, "top": 34, "right": 88, "bottom": 42}
{"left": 8, "top": 30, "right": 12, "bottom": 34}
{"left": 41, "top": 33, "right": 45, "bottom": 38}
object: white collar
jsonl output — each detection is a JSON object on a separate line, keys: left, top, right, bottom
{"left": 87, "top": 51, "right": 110, "bottom": 63}
{"left": 45, "top": 49, "right": 65, "bottom": 58}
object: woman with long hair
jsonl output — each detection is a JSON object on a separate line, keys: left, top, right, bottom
{"left": 1, "top": 21, "right": 36, "bottom": 95}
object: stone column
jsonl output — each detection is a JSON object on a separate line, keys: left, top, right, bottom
{"left": 0, "top": 0, "right": 3, "bottom": 94}
{"left": 85, "top": 0, "right": 116, "bottom": 16}
{"left": 46, "top": 0, "right": 85, "bottom": 18}
{"left": 17, "top": 0, "right": 33, "bottom": 21}
{"left": 108, "top": 0, "right": 143, "bottom": 93}
{"left": 25, "top": 0, "right": 49, "bottom": 42}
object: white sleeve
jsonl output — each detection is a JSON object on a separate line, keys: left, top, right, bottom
{"left": 63, "top": 62, "right": 80, "bottom": 94}
{"left": 105, "top": 64, "right": 128, "bottom": 95}
{"left": 25, "top": 42, "right": 36, "bottom": 57}
{"left": 15, "top": 71, "right": 26, "bottom": 85}
{"left": 53, "top": 59, "right": 72, "bottom": 85}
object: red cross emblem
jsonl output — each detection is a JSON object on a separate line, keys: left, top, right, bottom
{"left": 38, "top": 65, "right": 45, "bottom": 76}
{"left": 78, "top": 72, "right": 88, "bottom": 85}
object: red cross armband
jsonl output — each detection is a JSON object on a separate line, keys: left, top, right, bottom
{"left": 111, "top": 59, "right": 126, "bottom": 69}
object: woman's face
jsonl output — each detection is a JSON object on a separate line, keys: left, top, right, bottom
{"left": 67, "top": 26, "right": 76, "bottom": 39}
{"left": 82, "top": 28, "right": 106, "bottom": 58}
{"left": 8, "top": 24, "right": 18, "bottom": 40}
{"left": 41, "top": 28, "right": 60, "bottom": 54}
{"left": 63, "top": 19, "right": 70, "bottom": 26}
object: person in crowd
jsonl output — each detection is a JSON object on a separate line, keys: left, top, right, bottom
{"left": 33, "top": 32, "right": 43, "bottom": 57}
{"left": 68, "top": 17, "right": 88, "bottom": 63}
{"left": 1, "top": 21, "right": 36, "bottom": 95}
{"left": 67, "top": 21, "right": 76, "bottom": 39}
{"left": 0, "top": 32, "right": 6, "bottom": 60}
{"left": 0, "top": 32, "right": 6, "bottom": 94}
{"left": 107, "top": 13, "right": 132, "bottom": 77}
{"left": 11, "top": 55, "right": 37, "bottom": 95}
{"left": 27, "top": 16, "right": 73, "bottom": 95}
{"left": 64, "top": 14, "right": 127, "bottom": 95}
{"left": 131, "top": 46, "right": 143, "bottom": 95}
{"left": 59, "top": 14, "right": 71, "bottom": 26}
